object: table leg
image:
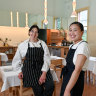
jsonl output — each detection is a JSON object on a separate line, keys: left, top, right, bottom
{"left": 85, "top": 71, "right": 87, "bottom": 82}
{"left": 88, "top": 71, "right": 90, "bottom": 82}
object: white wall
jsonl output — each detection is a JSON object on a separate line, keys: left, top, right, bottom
{"left": 0, "top": 26, "right": 29, "bottom": 46}
{"left": 0, "top": 0, "right": 96, "bottom": 56}
{"left": 28, "top": 15, "right": 38, "bottom": 27}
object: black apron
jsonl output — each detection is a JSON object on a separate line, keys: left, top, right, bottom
{"left": 60, "top": 41, "right": 85, "bottom": 96}
{"left": 22, "top": 43, "right": 52, "bottom": 87}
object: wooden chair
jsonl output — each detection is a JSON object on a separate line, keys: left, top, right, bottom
{"left": 17, "top": 79, "right": 34, "bottom": 96}
{"left": 51, "top": 59, "right": 64, "bottom": 72}
{"left": 92, "top": 73, "right": 95, "bottom": 85}
{"left": 50, "top": 64, "right": 57, "bottom": 96}
{"left": 51, "top": 58, "right": 64, "bottom": 83}
{"left": 87, "top": 71, "right": 95, "bottom": 85}
{"left": 85, "top": 70, "right": 95, "bottom": 85}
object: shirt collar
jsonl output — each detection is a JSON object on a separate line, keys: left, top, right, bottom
{"left": 71, "top": 40, "right": 84, "bottom": 49}
{"left": 25, "top": 38, "right": 41, "bottom": 43}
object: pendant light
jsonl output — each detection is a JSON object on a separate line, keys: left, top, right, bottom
{"left": 71, "top": 0, "right": 77, "bottom": 17}
{"left": 43, "top": 0, "right": 48, "bottom": 25}
{"left": 25, "top": 12, "right": 29, "bottom": 28}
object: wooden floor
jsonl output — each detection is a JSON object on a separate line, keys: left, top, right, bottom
{"left": 56, "top": 81, "right": 96, "bottom": 96}
{"left": 0, "top": 71, "right": 96, "bottom": 96}
{"left": 55, "top": 71, "right": 96, "bottom": 96}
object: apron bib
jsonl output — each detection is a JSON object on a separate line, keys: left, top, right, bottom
{"left": 22, "top": 43, "right": 52, "bottom": 87}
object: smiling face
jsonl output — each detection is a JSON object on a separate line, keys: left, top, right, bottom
{"left": 29, "top": 27, "right": 38, "bottom": 42}
{"left": 69, "top": 24, "right": 83, "bottom": 44}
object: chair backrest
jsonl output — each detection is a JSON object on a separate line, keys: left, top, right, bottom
{"left": 51, "top": 59, "right": 63, "bottom": 71}
{"left": 51, "top": 59, "right": 62, "bottom": 66}
{"left": 18, "top": 79, "right": 34, "bottom": 96}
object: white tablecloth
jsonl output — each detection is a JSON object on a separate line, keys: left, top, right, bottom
{"left": 51, "top": 56, "right": 66, "bottom": 66}
{"left": 0, "top": 66, "right": 20, "bottom": 92}
{"left": 0, "top": 53, "right": 8, "bottom": 62}
{"left": 87, "top": 56, "right": 96, "bottom": 74}
{"left": 0, "top": 66, "right": 59, "bottom": 92}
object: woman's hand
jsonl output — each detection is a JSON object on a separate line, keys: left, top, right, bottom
{"left": 18, "top": 72, "right": 23, "bottom": 79}
{"left": 39, "top": 71, "right": 46, "bottom": 85}
{"left": 64, "top": 89, "right": 71, "bottom": 96}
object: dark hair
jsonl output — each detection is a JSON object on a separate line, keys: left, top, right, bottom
{"left": 29, "top": 25, "right": 40, "bottom": 33}
{"left": 69, "top": 21, "right": 84, "bottom": 31}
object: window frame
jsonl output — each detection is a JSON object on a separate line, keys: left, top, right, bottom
{"left": 53, "top": 17, "right": 61, "bottom": 29}
{"left": 76, "top": 7, "right": 89, "bottom": 41}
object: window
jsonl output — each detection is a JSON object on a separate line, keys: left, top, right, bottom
{"left": 77, "top": 10, "right": 88, "bottom": 41}
{"left": 55, "top": 18, "right": 61, "bottom": 29}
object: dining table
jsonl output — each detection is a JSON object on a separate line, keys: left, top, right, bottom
{"left": 0, "top": 66, "right": 59, "bottom": 93}
{"left": 0, "top": 55, "right": 66, "bottom": 96}
{"left": 87, "top": 56, "right": 96, "bottom": 84}
{"left": 87, "top": 56, "right": 96, "bottom": 74}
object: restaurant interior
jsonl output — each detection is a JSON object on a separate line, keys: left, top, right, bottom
{"left": 0, "top": 0, "right": 96, "bottom": 96}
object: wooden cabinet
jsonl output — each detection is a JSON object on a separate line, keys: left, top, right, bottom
{"left": 39, "top": 29, "right": 66, "bottom": 45}
{"left": 0, "top": 46, "right": 17, "bottom": 60}
{"left": 47, "top": 29, "right": 64, "bottom": 45}
{"left": 7, "top": 53, "right": 14, "bottom": 60}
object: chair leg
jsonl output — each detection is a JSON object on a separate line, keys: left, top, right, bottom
{"left": 54, "top": 81, "right": 56, "bottom": 96}
{"left": 2, "top": 92, "right": 6, "bottom": 96}
{"left": 14, "top": 86, "right": 19, "bottom": 96}
{"left": 85, "top": 71, "right": 87, "bottom": 82}
{"left": 88, "top": 71, "right": 90, "bottom": 82}
{"left": 93, "top": 74, "right": 95, "bottom": 85}
{"left": 20, "top": 80, "right": 23, "bottom": 96}
{"left": 9, "top": 87, "right": 13, "bottom": 96}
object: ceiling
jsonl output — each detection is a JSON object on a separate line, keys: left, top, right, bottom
{"left": 0, "top": 0, "right": 73, "bottom": 17}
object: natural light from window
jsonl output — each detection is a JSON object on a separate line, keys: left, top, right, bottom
{"left": 78, "top": 10, "right": 88, "bottom": 41}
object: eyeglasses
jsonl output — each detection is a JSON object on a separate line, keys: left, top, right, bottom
{"left": 30, "top": 30, "right": 38, "bottom": 34}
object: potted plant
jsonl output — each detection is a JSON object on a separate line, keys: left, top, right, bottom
{"left": 0, "top": 38, "right": 11, "bottom": 46}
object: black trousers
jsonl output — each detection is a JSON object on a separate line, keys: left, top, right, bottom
{"left": 32, "top": 80, "right": 54, "bottom": 96}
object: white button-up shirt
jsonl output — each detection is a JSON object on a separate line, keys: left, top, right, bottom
{"left": 12, "top": 39, "right": 51, "bottom": 73}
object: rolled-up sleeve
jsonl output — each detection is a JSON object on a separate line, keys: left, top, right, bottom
{"left": 41, "top": 41, "right": 51, "bottom": 72}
